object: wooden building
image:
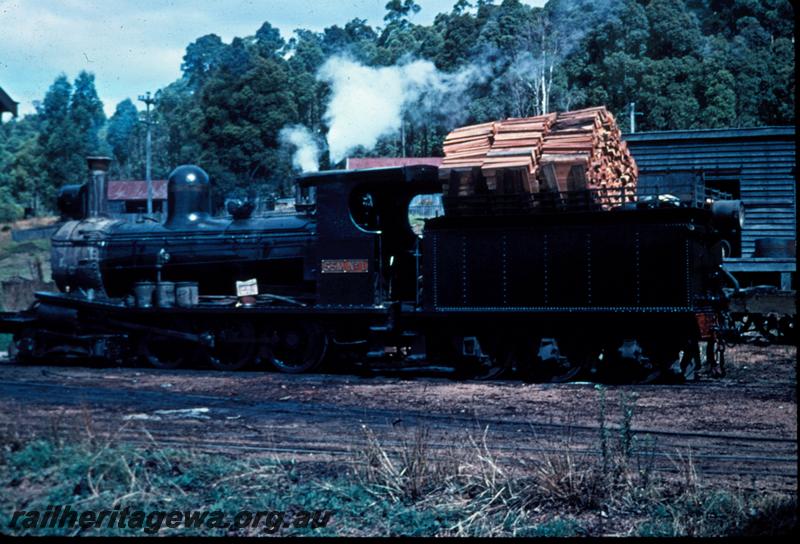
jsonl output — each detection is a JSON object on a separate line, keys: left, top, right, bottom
{"left": 107, "top": 180, "right": 167, "bottom": 221}
{"left": 345, "top": 157, "right": 443, "bottom": 169}
{"left": 625, "top": 127, "right": 796, "bottom": 289}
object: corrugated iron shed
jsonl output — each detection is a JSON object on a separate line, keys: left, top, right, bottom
{"left": 346, "top": 157, "right": 443, "bottom": 170}
{"left": 624, "top": 126, "right": 795, "bottom": 284}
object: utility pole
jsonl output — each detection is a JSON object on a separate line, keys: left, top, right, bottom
{"left": 400, "top": 118, "right": 407, "bottom": 158}
{"left": 629, "top": 101, "right": 643, "bottom": 133}
{"left": 138, "top": 91, "right": 156, "bottom": 215}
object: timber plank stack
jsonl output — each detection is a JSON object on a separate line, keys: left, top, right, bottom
{"left": 440, "top": 121, "right": 495, "bottom": 196}
{"left": 482, "top": 114, "right": 555, "bottom": 194}
{"left": 440, "top": 106, "right": 637, "bottom": 207}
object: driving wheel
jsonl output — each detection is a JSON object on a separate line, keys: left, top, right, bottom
{"left": 265, "top": 322, "right": 328, "bottom": 374}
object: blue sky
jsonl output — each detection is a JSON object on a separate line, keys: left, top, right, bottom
{"left": 0, "top": 0, "right": 544, "bottom": 117}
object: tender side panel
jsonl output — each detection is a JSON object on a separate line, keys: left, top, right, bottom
{"left": 425, "top": 220, "right": 697, "bottom": 312}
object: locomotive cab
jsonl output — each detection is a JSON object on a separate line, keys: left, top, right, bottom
{"left": 298, "top": 166, "right": 441, "bottom": 307}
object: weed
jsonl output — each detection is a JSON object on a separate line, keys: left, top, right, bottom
{"left": 595, "top": 384, "right": 610, "bottom": 475}
{"left": 0, "top": 401, "right": 795, "bottom": 537}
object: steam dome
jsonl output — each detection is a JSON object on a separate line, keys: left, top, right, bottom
{"left": 165, "top": 164, "right": 211, "bottom": 227}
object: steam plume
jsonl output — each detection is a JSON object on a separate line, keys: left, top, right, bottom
{"left": 317, "top": 56, "right": 484, "bottom": 163}
{"left": 279, "top": 125, "right": 320, "bottom": 173}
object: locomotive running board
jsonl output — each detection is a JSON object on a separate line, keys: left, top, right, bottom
{"left": 103, "top": 317, "right": 213, "bottom": 346}
{"left": 0, "top": 311, "right": 37, "bottom": 334}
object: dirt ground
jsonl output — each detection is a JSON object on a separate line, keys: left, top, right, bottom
{"left": 0, "top": 342, "right": 795, "bottom": 495}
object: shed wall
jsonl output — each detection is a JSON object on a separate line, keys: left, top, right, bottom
{"left": 624, "top": 127, "right": 796, "bottom": 261}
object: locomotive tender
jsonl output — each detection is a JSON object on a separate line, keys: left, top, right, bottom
{"left": 0, "top": 157, "right": 743, "bottom": 382}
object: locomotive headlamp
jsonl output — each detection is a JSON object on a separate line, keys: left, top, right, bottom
{"left": 711, "top": 200, "right": 745, "bottom": 231}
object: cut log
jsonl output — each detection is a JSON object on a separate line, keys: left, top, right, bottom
{"left": 439, "top": 106, "right": 637, "bottom": 206}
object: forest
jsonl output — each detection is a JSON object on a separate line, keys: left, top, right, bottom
{"left": 0, "top": 0, "right": 794, "bottom": 218}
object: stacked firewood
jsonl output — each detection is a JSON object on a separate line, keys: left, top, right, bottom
{"left": 440, "top": 106, "right": 638, "bottom": 204}
{"left": 439, "top": 121, "right": 495, "bottom": 196}
{"left": 481, "top": 114, "right": 555, "bottom": 194}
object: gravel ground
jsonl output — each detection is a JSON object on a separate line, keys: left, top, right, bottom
{"left": 0, "top": 343, "right": 795, "bottom": 492}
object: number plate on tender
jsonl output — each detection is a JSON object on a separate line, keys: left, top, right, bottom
{"left": 321, "top": 259, "right": 369, "bottom": 274}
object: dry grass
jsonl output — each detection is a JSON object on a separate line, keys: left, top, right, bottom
{"left": 0, "top": 389, "right": 795, "bottom": 536}
{"left": 346, "top": 387, "right": 796, "bottom": 536}
{"left": 357, "top": 425, "right": 440, "bottom": 502}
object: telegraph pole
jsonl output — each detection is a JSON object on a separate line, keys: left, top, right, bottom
{"left": 401, "top": 120, "right": 406, "bottom": 158}
{"left": 138, "top": 91, "right": 156, "bottom": 215}
{"left": 629, "top": 102, "right": 643, "bottom": 133}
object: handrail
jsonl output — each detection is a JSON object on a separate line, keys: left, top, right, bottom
{"left": 442, "top": 183, "right": 733, "bottom": 216}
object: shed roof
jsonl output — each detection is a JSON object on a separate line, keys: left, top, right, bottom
{"left": 345, "top": 157, "right": 443, "bottom": 169}
{"left": 625, "top": 126, "right": 794, "bottom": 143}
{"left": 107, "top": 180, "right": 168, "bottom": 200}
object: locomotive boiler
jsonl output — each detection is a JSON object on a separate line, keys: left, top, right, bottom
{"left": 52, "top": 160, "right": 316, "bottom": 300}
{"left": 0, "top": 156, "right": 743, "bottom": 383}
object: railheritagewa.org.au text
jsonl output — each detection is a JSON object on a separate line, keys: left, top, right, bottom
{"left": 8, "top": 504, "right": 333, "bottom": 534}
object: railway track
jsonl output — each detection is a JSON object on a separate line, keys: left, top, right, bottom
{"left": 3, "top": 355, "right": 796, "bottom": 393}
{"left": 1, "top": 420, "right": 795, "bottom": 484}
{"left": 0, "top": 376, "right": 794, "bottom": 484}
{"left": 0, "top": 377, "right": 795, "bottom": 443}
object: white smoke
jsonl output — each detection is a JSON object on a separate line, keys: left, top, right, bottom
{"left": 317, "top": 56, "right": 485, "bottom": 164}
{"left": 279, "top": 125, "right": 321, "bottom": 173}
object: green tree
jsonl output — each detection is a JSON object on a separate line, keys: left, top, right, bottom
{"left": 70, "top": 71, "right": 106, "bottom": 157}
{"left": 38, "top": 74, "right": 82, "bottom": 206}
{"left": 703, "top": 69, "right": 737, "bottom": 128}
{"left": 433, "top": 9, "right": 480, "bottom": 70}
{"left": 6, "top": 137, "right": 46, "bottom": 216}
{"left": 182, "top": 34, "right": 226, "bottom": 89}
{"left": 384, "top": 0, "right": 421, "bottom": 24}
{"left": 150, "top": 80, "right": 204, "bottom": 179}
{"left": 2, "top": 0, "right": 794, "bottom": 220}
{"left": 646, "top": 0, "right": 703, "bottom": 58}
{"left": 255, "top": 21, "right": 285, "bottom": 56}
{"left": 287, "top": 30, "right": 327, "bottom": 128}
{"left": 0, "top": 115, "right": 44, "bottom": 220}
{"left": 106, "top": 98, "right": 139, "bottom": 178}
{"left": 198, "top": 49, "right": 298, "bottom": 200}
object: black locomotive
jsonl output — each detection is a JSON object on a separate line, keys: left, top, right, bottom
{"left": 0, "top": 157, "right": 743, "bottom": 382}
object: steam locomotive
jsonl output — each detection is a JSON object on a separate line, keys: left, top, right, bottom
{"left": 0, "top": 157, "right": 743, "bottom": 383}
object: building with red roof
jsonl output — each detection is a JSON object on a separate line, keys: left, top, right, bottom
{"left": 345, "top": 157, "right": 442, "bottom": 170}
{"left": 107, "top": 180, "right": 168, "bottom": 216}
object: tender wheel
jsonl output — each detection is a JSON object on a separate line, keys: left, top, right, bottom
{"left": 594, "top": 339, "right": 660, "bottom": 384}
{"left": 469, "top": 335, "right": 512, "bottom": 380}
{"left": 9, "top": 329, "right": 37, "bottom": 364}
{"left": 662, "top": 340, "right": 700, "bottom": 383}
{"left": 551, "top": 341, "right": 594, "bottom": 383}
{"left": 206, "top": 323, "right": 258, "bottom": 371}
{"left": 138, "top": 335, "right": 195, "bottom": 369}
{"left": 756, "top": 313, "right": 795, "bottom": 344}
{"left": 515, "top": 338, "right": 585, "bottom": 383}
{"left": 265, "top": 323, "right": 328, "bottom": 374}
{"left": 778, "top": 315, "right": 795, "bottom": 343}
{"left": 733, "top": 313, "right": 754, "bottom": 338}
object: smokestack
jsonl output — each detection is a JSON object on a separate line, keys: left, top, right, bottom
{"left": 86, "top": 156, "right": 111, "bottom": 218}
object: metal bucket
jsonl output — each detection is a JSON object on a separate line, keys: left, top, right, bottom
{"left": 175, "top": 281, "right": 199, "bottom": 308}
{"left": 156, "top": 281, "right": 176, "bottom": 308}
{"left": 134, "top": 281, "right": 155, "bottom": 308}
